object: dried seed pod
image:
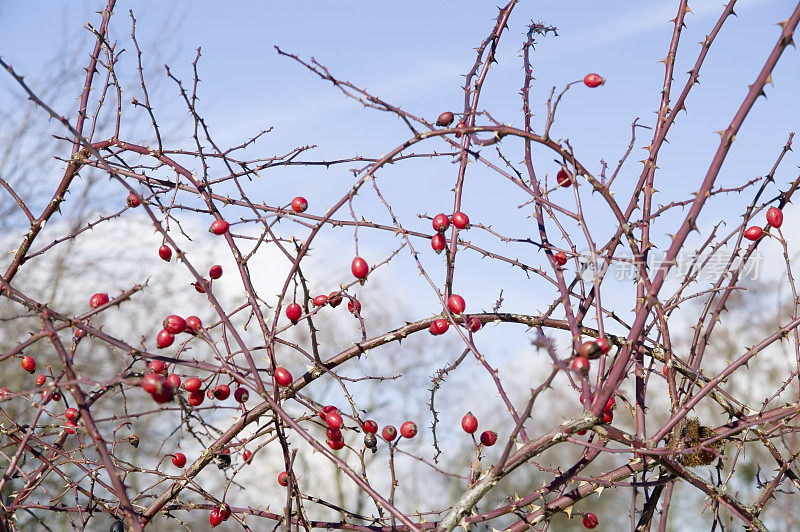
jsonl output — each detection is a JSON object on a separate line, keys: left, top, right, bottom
{"left": 679, "top": 418, "right": 723, "bottom": 467}
{"left": 214, "top": 452, "right": 232, "bottom": 470}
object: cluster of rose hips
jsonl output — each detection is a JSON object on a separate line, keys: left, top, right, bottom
{"left": 320, "top": 405, "right": 347, "bottom": 450}
{"left": 174, "top": 447, "right": 240, "bottom": 475}
{"left": 142, "top": 320, "right": 291, "bottom": 406}
{"left": 744, "top": 206, "right": 783, "bottom": 241}
{"left": 313, "top": 405, "right": 419, "bottom": 456}
{"left": 128, "top": 188, "right": 231, "bottom": 268}
{"left": 285, "top": 256, "right": 369, "bottom": 324}
{"left": 569, "top": 337, "right": 611, "bottom": 378}
{"left": 430, "top": 294, "right": 481, "bottom": 336}
{"left": 155, "top": 314, "right": 203, "bottom": 349}
{"left": 429, "top": 211, "right": 470, "bottom": 254}
{"left": 434, "top": 72, "right": 601, "bottom": 141}
{"left": 461, "top": 412, "right": 497, "bottom": 446}
{"left": 288, "top": 290, "right": 361, "bottom": 324}
{"left": 577, "top": 389, "right": 616, "bottom": 434}
{"left": 435, "top": 111, "right": 467, "bottom": 138}
{"left": 24, "top": 371, "right": 77, "bottom": 432}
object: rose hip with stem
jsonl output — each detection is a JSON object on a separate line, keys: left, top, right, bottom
{"left": 461, "top": 412, "right": 478, "bottom": 434}
{"left": 158, "top": 244, "right": 172, "bottom": 262}
{"left": 351, "top": 257, "right": 369, "bottom": 279}
{"left": 210, "top": 219, "right": 229, "bottom": 235}
{"left": 400, "top": 421, "right": 418, "bottom": 438}
{"left": 766, "top": 206, "right": 783, "bottom": 228}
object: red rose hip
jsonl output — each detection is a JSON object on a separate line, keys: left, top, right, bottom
{"left": 452, "top": 211, "right": 470, "bottom": 229}
{"left": 400, "top": 421, "right": 418, "bottom": 438}
{"left": 188, "top": 390, "right": 205, "bottom": 406}
{"left": 351, "top": 257, "right": 369, "bottom": 279}
{"left": 480, "top": 430, "right": 497, "bottom": 446}
{"left": 430, "top": 318, "right": 449, "bottom": 335}
{"left": 167, "top": 373, "right": 181, "bottom": 389}
{"left": 583, "top": 73, "right": 605, "bottom": 88}
{"left": 744, "top": 226, "right": 763, "bottom": 241}
{"left": 447, "top": 294, "right": 465, "bottom": 314}
{"left": 172, "top": 452, "right": 187, "bottom": 468}
{"left": 556, "top": 169, "right": 573, "bottom": 187}
{"left": 431, "top": 233, "right": 446, "bottom": 253}
{"left": 291, "top": 196, "right": 308, "bottom": 213}
{"left": 208, "top": 265, "right": 223, "bottom": 279}
{"left": 274, "top": 366, "right": 293, "bottom": 387}
{"left": 163, "top": 315, "right": 187, "bottom": 334}
{"left": 766, "top": 207, "right": 783, "bottom": 228}
{"left": 286, "top": 303, "right": 302, "bottom": 323}
{"left": 210, "top": 219, "right": 230, "bottom": 235}
{"left": 156, "top": 330, "right": 175, "bottom": 349}
{"left": 582, "top": 512, "right": 599, "bottom": 529}
{"left": 184, "top": 377, "right": 202, "bottom": 392}
{"left": 381, "top": 425, "right": 397, "bottom": 441}
{"left": 326, "top": 411, "right": 344, "bottom": 429}
{"left": 570, "top": 356, "right": 590, "bottom": 375}
{"left": 234, "top": 387, "right": 249, "bottom": 403}
{"left": 432, "top": 213, "right": 450, "bottom": 233}
{"left": 209, "top": 508, "right": 223, "bottom": 527}
{"left": 186, "top": 316, "right": 202, "bottom": 333}
{"left": 21, "top": 356, "right": 36, "bottom": 374}
{"left": 461, "top": 412, "right": 478, "bottom": 434}
{"left": 89, "top": 293, "right": 109, "bottom": 309}
{"left": 213, "top": 384, "right": 230, "bottom": 400}
{"left": 158, "top": 245, "right": 172, "bottom": 262}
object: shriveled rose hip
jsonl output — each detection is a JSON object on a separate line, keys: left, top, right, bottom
{"left": 480, "top": 430, "right": 497, "bottom": 446}
{"left": 436, "top": 111, "right": 454, "bottom": 127}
